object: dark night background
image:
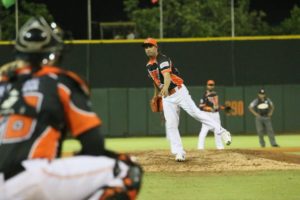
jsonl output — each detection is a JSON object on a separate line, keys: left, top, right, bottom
{"left": 26, "top": 0, "right": 300, "bottom": 39}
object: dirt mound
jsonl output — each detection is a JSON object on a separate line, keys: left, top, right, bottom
{"left": 132, "top": 148, "right": 300, "bottom": 172}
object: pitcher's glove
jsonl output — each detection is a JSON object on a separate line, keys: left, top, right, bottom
{"left": 150, "top": 96, "right": 163, "bottom": 112}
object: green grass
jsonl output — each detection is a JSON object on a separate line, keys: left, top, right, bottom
{"left": 62, "top": 134, "right": 300, "bottom": 200}
{"left": 140, "top": 171, "right": 300, "bottom": 200}
{"left": 63, "top": 134, "right": 300, "bottom": 153}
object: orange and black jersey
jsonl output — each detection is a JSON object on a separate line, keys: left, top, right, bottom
{"left": 0, "top": 66, "right": 101, "bottom": 177}
{"left": 146, "top": 53, "right": 183, "bottom": 91}
{"left": 199, "top": 90, "right": 219, "bottom": 112}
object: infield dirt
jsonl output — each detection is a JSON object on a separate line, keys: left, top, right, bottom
{"left": 133, "top": 148, "right": 300, "bottom": 172}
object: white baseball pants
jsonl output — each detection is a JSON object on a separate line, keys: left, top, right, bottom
{"left": 162, "top": 84, "right": 226, "bottom": 155}
{"left": 0, "top": 156, "right": 129, "bottom": 200}
{"left": 198, "top": 112, "right": 224, "bottom": 150}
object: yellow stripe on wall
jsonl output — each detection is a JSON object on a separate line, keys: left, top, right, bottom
{"left": 0, "top": 41, "right": 14, "bottom": 45}
{"left": 1, "top": 35, "right": 300, "bottom": 45}
{"left": 66, "top": 35, "right": 300, "bottom": 44}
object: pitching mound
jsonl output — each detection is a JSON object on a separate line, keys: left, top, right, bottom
{"left": 132, "top": 148, "right": 300, "bottom": 172}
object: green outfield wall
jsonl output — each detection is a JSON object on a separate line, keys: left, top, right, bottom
{"left": 90, "top": 85, "right": 300, "bottom": 137}
{"left": 1, "top": 36, "right": 300, "bottom": 87}
{"left": 1, "top": 36, "right": 299, "bottom": 135}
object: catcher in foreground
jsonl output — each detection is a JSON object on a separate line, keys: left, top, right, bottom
{"left": 198, "top": 80, "right": 233, "bottom": 150}
{"left": 143, "top": 38, "right": 231, "bottom": 162}
{"left": 0, "top": 17, "right": 142, "bottom": 200}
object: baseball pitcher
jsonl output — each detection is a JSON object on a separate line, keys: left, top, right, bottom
{"left": 143, "top": 38, "right": 231, "bottom": 162}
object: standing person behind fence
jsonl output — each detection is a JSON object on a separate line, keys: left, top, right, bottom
{"left": 143, "top": 38, "right": 231, "bottom": 162}
{"left": 198, "top": 80, "right": 225, "bottom": 150}
{"left": 0, "top": 16, "right": 142, "bottom": 200}
{"left": 248, "top": 88, "right": 279, "bottom": 148}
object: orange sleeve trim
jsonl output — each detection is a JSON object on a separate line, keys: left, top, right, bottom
{"left": 64, "top": 71, "right": 90, "bottom": 96}
{"left": 58, "top": 84, "right": 102, "bottom": 137}
{"left": 34, "top": 66, "right": 61, "bottom": 76}
{"left": 69, "top": 101, "right": 102, "bottom": 136}
{"left": 34, "top": 66, "right": 90, "bottom": 96}
{"left": 170, "top": 74, "right": 183, "bottom": 85}
{"left": 29, "top": 127, "right": 60, "bottom": 159}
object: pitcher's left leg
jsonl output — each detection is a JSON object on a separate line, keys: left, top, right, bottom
{"left": 198, "top": 125, "right": 210, "bottom": 150}
{"left": 162, "top": 98, "right": 185, "bottom": 159}
{"left": 212, "top": 113, "right": 224, "bottom": 149}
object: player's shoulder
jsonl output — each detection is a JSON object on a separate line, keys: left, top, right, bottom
{"left": 266, "top": 97, "right": 273, "bottom": 103}
{"left": 146, "top": 53, "right": 170, "bottom": 68}
{"left": 156, "top": 53, "right": 171, "bottom": 69}
{"left": 157, "top": 53, "right": 170, "bottom": 63}
{"left": 35, "top": 66, "right": 90, "bottom": 96}
{"left": 250, "top": 98, "right": 258, "bottom": 105}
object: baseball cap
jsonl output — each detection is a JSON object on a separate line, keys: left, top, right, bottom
{"left": 207, "top": 80, "right": 215, "bottom": 85}
{"left": 258, "top": 88, "right": 265, "bottom": 94}
{"left": 142, "top": 38, "right": 158, "bottom": 47}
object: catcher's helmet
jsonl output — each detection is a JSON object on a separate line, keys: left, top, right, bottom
{"left": 15, "top": 16, "right": 64, "bottom": 66}
{"left": 16, "top": 16, "right": 63, "bottom": 53}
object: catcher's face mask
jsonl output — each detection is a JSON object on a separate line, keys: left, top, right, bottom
{"left": 15, "top": 16, "right": 64, "bottom": 67}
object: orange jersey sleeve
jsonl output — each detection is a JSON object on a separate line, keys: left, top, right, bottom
{"left": 34, "top": 66, "right": 101, "bottom": 136}
{"left": 35, "top": 66, "right": 101, "bottom": 136}
{"left": 57, "top": 80, "right": 101, "bottom": 137}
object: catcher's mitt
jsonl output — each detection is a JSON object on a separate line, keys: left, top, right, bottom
{"left": 150, "top": 96, "right": 163, "bottom": 112}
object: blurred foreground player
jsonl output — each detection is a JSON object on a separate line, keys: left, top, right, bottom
{"left": 0, "top": 17, "right": 142, "bottom": 200}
